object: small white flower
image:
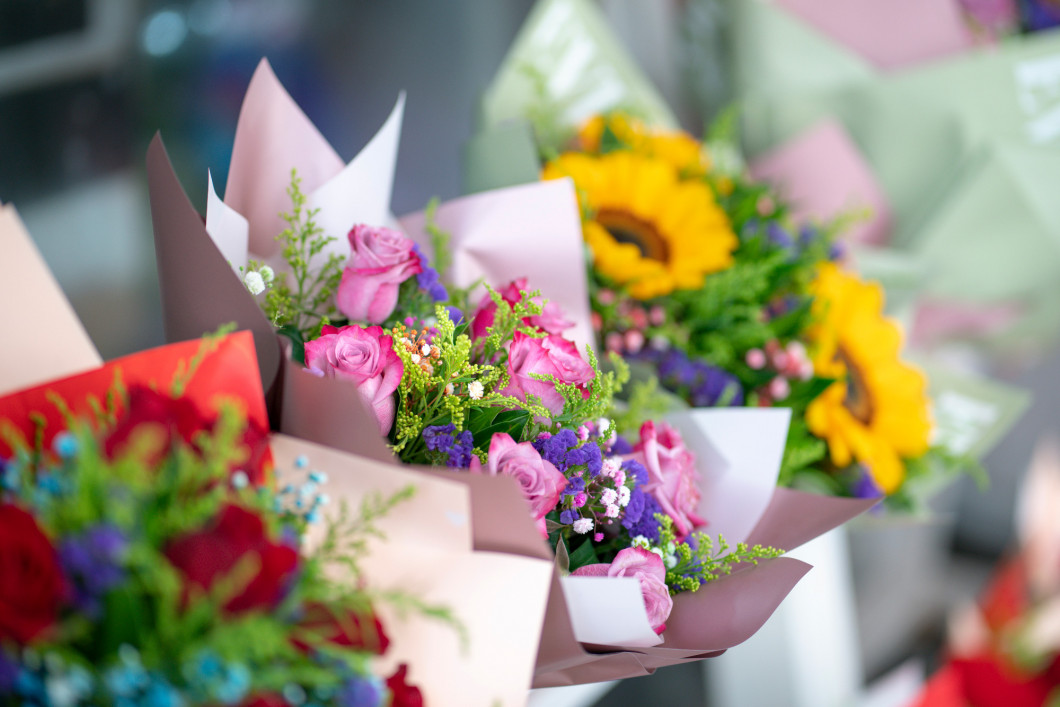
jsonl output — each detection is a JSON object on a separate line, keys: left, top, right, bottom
{"left": 651, "top": 547, "right": 665, "bottom": 561}
{"left": 468, "top": 380, "right": 484, "bottom": 400}
{"left": 445, "top": 383, "right": 455, "bottom": 395}
{"left": 601, "top": 488, "right": 618, "bottom": 505}
{"left": 618, "top": 486, "right": 631, "bottom": 507}
{"left": 231, "top": 471, "right": 249, "bottom": 489}
{"left": 421, "top": 343, "right": 431, "bottom": 356}
{"left": 243, "top": 271, "right": 265, "bottom": 295}
{"left": 601, "top": 458, "right": 621, "bottom": 477}
{"left": 597, "top": 418, "right": 611, "bottom": 434}
{"left": 664, "top": 554, "right": 677, "bottom": 570}
{"left": 572, "top": 518, "right": 594, "bottom": 534}
{"left": 631, "top": 536, "right": 650, "bottom": 549}
{"left": 605, "top": 503, "right": 620, "bottom": 519}
{"left": 410, "top": 353, "right": 421, "bottom": 364}
{"left": 260, "top": 265, "right": 275, "bottom": 283}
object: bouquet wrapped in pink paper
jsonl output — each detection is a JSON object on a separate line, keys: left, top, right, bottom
{"left": 147, "top": 60, "right": 876, "bottom": 687}
{"left": 0, "top": 203, "right": 556, "bottom": 706}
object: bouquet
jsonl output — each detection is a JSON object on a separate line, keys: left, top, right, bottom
{"left": 147, "top": 59, "right": 876, "bottom": 686}
{"left": 0, "top": 329, "right": 431, "bottom": 707}
{"left": 0, "top": 207, "right": 556, "bottom": 706}
{"left": 911, "top": 438, "right": 1060, "bottom": 706}
{"left": 465, "top": 0, "right": 1022, "bottom": 513}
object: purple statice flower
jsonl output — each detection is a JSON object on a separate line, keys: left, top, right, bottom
{"left": 58, "top": 524, "right": 128, "bottom": 617}
{"left": 653, "top": 348, "right": 696, "bottom": 387}
{"left": 689, "top": 362, "right": 744, "bottom": 407}
{"left": 740, "top": 218, "right": 760, "bottom": 240}
{"left": 829, "top": 240, "right": 846, "bottom": 261}
{"left": 559, "top": 509, "right": 580, "bottom": 525}
{"left": 623, "top": 492, "right": 664, "bottom": 543}
{"left": 448, "top": 430, "right": 475, "bottom": 468}
{"left": 533, "top": 428, "right": 579, "bottom": 472}
{"left": 411, "top": 243, "right": 448, "bottom": 302}
{"left": 446, "top": 306, "right": 464, "bottom": 325}
{"left": 1022, "top": 0, "right": 1060, "bottom": 31}
{"left": 622, "top": 459, "right": 648, "bottom": 486}
{"left": 766, "top": 222, "right": 794, "bottom": 250}
{"left": 610, "top": 436, "right": 634, "bottom": 456}
{"left": 564, "top": 442, "right": 603, "bottom": 477}
{"left": 336, "top": 675, "right": 385, "bottom": 707}
{"left": 562, "top": 476, "right": 586, "bottom": 498}
{"left": 798, "top": 224, "right": 819, "bottom": 249}
{"left": 851, "top": 466, "right": 884, "bottom": 501}
{"left": 0, "top": 651, "right": 17, "bottom": 694}
{"left": 423, "top": 424, "right": 457, "bottom": 454}
{"left": 422, "top": 425, "right": 474, "bottom": 467}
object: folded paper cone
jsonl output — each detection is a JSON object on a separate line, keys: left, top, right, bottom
{"left": 0, "top": 204, "right": 101, "bottom": 394}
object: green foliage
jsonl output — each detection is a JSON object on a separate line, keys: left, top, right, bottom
{"left": 256, "top": 170, "right": 345, "bottom": 340}
{"left": 653, "top": 515, "right": 784, "bottom": 594}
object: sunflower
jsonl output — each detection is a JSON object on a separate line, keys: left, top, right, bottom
{"left": 805, "top": 263, "right": 932, "bottom": 493}
{"left": 577, "top": 113, "right": 710, "bottom": 177}
{"left": 542, "top": 150, "right": 737, "bottom": 299}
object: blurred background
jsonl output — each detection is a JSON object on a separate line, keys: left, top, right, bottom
{"left": 3, "top": 0, "right": 1058, "bottom": 705}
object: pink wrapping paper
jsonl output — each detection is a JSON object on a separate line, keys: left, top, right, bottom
{"left": 776, "top": 0, "right": 977, "bottom": 71}
{"left": 749, "top": 119, "right": 893, "bottom": 246}
{"left": 399, "top": 180, "right": 596, "bottom": 351}
{"left": 0, "top": 204, "right": 102, "bottom": 394}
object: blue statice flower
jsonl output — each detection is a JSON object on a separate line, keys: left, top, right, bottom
{"left": 559, "top": 509, "right": 580, "bottom": 525}
{"left": 740, "top": 218, "right": 760, "bottom": 240}
{"left": 59, "top": 524, "right": 128, "bottom": 617}
{"left": 445, "top": 306, "right": 464, "bottom": 325}
{"left": 335, "top": 675, "right": 385, "bottom": 707}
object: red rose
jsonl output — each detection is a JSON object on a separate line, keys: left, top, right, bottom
{"left": 386, "top": 664, "right": 424, "bottom": 707}
{"left": 291, "top": 601, "right": 390, "bottom": 655}
{"left": 0, "top": 504, "right": 67, "bottom": 644}
{"left": 239, "top": 695, "right": 289, "bottom": 707}
{"left": 105, "top": 385, "right": 272, "bottom": 485}
{"left": 164, "top": 504, "right": 298, "bottom": 613}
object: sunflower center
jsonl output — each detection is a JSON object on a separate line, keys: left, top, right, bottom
{"left": 838, "top": 348, "right": 874, "bottom": 425}
{"left": 596, "top": 209, "right": 671, "bottom": 263}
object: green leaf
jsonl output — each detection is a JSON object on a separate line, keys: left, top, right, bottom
{"left": 469, "top": 408, "right": 530, "bottom": 448}
{"left": 278, "top": 324, "right": 306, "bottom": 365}
{"left": 567, "top": 538, "right": 599, "bottom": 572}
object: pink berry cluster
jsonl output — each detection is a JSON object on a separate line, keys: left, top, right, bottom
{"left": 745, "top": 339, "right": 814, "bottom": 406}
{"left": 593, "top": 289, "right": 667, "bottom": 356}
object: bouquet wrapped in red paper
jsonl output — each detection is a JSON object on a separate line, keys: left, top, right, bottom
{"left": 0, "top": 205, "right": 556, "bottom": 706}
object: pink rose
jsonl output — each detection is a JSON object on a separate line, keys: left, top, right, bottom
{"left": 304, "top": 324, "right": 403, "bottom": 435}
{"left": 469, "top": 433, "right": 566, "bottom": 538}
{"left": 336, "top": 224, "right": 422, "bottom": 323}
{"left": 572, "top": 547, "right": 673, "bottom": 633}
{"left": 629, "top": 421, "right": 706, "bottom": 540}
{"left": 501, "top": 332, "right": 595, "bottom": 416}
{"left": 470, "top": 278, "right": 574, "bottom": 339}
